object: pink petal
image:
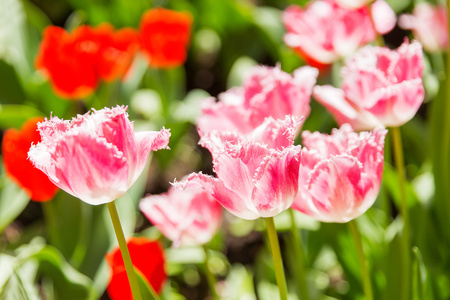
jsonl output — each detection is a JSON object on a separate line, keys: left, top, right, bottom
{"left": 399, "top": 3, "right": 448, "bottom": 52}
{"left": 313, "top": 85, "right": 380, "bottom": 130}
{"left": 176, "top": 173, "right": 260, "bottom": 220}
{"left": 252, "top": 146, "right": 301, "bottom": 217}
{"left": 302, "top": 123, "right": 358, "bottom": 157}
{"left": 211, "top": 143, "right": 263, "bottom": 203}
{"left": 307, "top": 155, "right": 371, "bottom": 222}
{"left": 249, "top": 115, "right": 303, "bottom": 150}
{"left": 197, "top": 98, "right": 254, "bottom": 136}
{"left": 392, "top": 40, "right": 424, "bottom": 82}
{"left": 365, "top": 79, "right": 425, "bottom": 127}
{"left": 28, "top": 106, "right": 170, "bottom": 205}
{"left": 30, "top": 132, "right": 128, "bottom": 205}
{"left": 370, "top": 0, "right": 396, "bottom": 35}
{"left": 243, "top": 66, "right": 316, "bottom": 123}
{"left": 132, "top": 128, "right": 171, "bottom": 183}
{"left": 140, "top": 184, "right": 222, "bottom": 246}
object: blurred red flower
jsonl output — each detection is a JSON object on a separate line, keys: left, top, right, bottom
{"left": 1, "top": 117, "right": 59, "bottom": 202}
{"left": 35, "top": 25, "right": 138, "bottom": 99}
{"left": 139, "top": 8, "right": 193, "bottom": 68}
{"left": 105, "top": 237, "right": 167, "bottom": 300}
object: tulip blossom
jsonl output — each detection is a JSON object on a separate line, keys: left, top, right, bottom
{"left": 28, "top": 106, "right": 170, "bottom": 205}
{"left": 282, "top": 0, "right": 395, "bottom": 67}
{"left": 314, "top": 40, "right": 424, "bottom": 130}
{"left": 139, "top": 8, "right": 193, "bottom": 68}
{"left": 35, "top": 25, "right": 138, "bottom": 99}
{"left": 176, "top": 122, "right": 302, "bottom": 220}
{"left": 399, "top": 3, "right": 448, "bottom": 53}
{"left": 2, "top": 117, "right": 59, "bottom": 202}
{"left": 106, "top": 237, "right": 167, "bottom": 300}
{"left": 140, "top": 179, "right": 222, "bottom": 247}
{"left": 202, "top": 115, "right": 303, "bottom": 152}
{"left": 292, "top": 124, "right": 387, "bottom": 223}
{"left": 197, "top": 65, "right": 317, "bottom": 136}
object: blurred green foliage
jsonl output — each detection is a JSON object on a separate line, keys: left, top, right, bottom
{"left": 1, "top": 0, "right": 449, "bottom": 299}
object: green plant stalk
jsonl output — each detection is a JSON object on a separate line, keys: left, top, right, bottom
{"left": 441, "top": 0, "right": 450, "bottom": 244}
{"left": 107, "top": 201, "right": 143, "bottom": 300}
{"left": 391, "top": 126, "right": 411, "bottom": 300}
{"left": 412, "top": 247, "right": 425, "bottom": 300}
{"left": 288, "top": 209, "right": 309, "bottom": 300}
{"left": 349, "top": 220, "right": 373, "bottom": 300}
{"left": 264, "top": 217, "right": 288, "bottom": 300}
{"left": 42, "top": 201, "right": 61, "bottom": 249}
{"left": 202, "top": 245, "right": 219, "bottom": 300}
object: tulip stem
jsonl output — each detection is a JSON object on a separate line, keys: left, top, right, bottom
{"left": 202, "top": 245, "right": 219, "bottom": 300}
{"left": 349, "top": 219, "right": 373, "bottom": 300}
{"left": 288, "top": 209, "right": 309, "bottom": 300}
{"left": 107, "top": 201, "right": 143, "bottom": 300}
{"left": 391, "top": 126, "right": 411, "bottom": 300}
{"left": 264, "top": 217, "right": 288, "bottom": 300}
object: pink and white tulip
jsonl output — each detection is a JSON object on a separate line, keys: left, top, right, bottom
{"left": 399, "top": 3, "right": 448, "bottom": 53}
{"left": 201, "top": 115, "right": 303, "bottom": 153}
{"left": 293, "top": 124, "right": 387, "bottom": 223}
{"left": 197, "top": 65, "right": 317, "bottom": 136}
{"left": 140, "top": 180, "right": 222, "bottom": 247}
{"left": 314, "top": 40, "right": 424, "bottom": 130}
{"left": 176, "top": 131, "right": 302, "bottom": 220}
{"left": 282, "top": 0, "right": 395, "bottom": 66}
{"left": 28, "top": 106, "right": 170, "bottom": 205}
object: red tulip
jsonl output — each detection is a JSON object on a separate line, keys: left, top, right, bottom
{"left": 106, "top": 237, "right": 167, "bottom": 300}
{"left": 35, "top": 25, "right": 138, "bottom": 99}
{"left": 2, "top": 117, "right": 59, "bottom": 201}
{"left": 139, "top": 8, "right": 193, "bottom": 68}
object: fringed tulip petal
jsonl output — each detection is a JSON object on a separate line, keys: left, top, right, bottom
{"left": 252, "top": 147, "right": 301, "bottom": 217}
{"left": 180, "top": 127, "right": 302, "bottom": 220}
{"left": 179, "top": 172, "right": 261, "bottom": 220}
{"left": 28, "top": 106, "right": 170, "bottom": 205}
{"left": 315, "top": 40, "right": 424, "bottom": 129}
{"left": 282, "top": 0, "right": 394, "bottom": 67}
{"left": 140, "top": 181, "right": 222, "bottom": 246}
{"left": 197, "top": 66, "right": 316, "bottom": 137}
{"left": 399, "top": 3, "right": 448, "bottom": 52}
{"left": 293, "top": 125, "right": 386, "bottom": 223}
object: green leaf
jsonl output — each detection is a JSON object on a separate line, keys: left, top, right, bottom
{"left": 0, "top": 176, "right": 29, "bottom": 234}
{"left": 383, "top": 218, "right": 405, "bottom": 300}
{"left": 1, "top": 242, "right": 97, "bottom": 300}
{"left": 0, "top": 61, "right": 26, "bottom": 104}
{"left": 382, "top": 163, "right": 418, "bottom": 208}
{"left": 222, "top": 264, "right": 256, "bottom": 300}
{"left": 0, "top": 104, "right": 44, "bottom": 129}
{"left": 384, "top": 0, "right": 410, "bottom": 13}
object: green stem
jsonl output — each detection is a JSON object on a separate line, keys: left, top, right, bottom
{"left": 391, "top": 126, "right": 411, "bottom": 300}
{"left": 264, "top": 217, "right": 288, "bottom": 300}
{"left": 107, "top": 201, "right": 143, "bottom": 300}
{"left": 69, "top": 203, "right": 91, "bottom": 268}
{"left": 42, "top": 201, "right": 61, "bottom": 248}
{"left": 348, "top": 220, "right": 373, "bottom": 300}
{"left": 202, "top": 246, "right": 219, "bottom": 300}
{"left": 288, "top": 209, "right": 309, "bottom": 300}
{"left": 443, "top": 0, "right": 450, "bottom": 228}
